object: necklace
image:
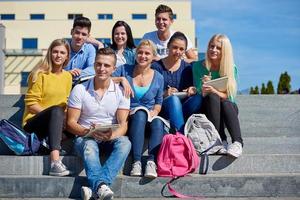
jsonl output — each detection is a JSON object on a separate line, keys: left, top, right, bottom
{"left": 134, "top": 67, "right": 151, "bottom": 87}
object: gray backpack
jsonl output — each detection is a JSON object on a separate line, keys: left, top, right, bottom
{"left": 184, "top": 114, "right": 223, "bottom": 155}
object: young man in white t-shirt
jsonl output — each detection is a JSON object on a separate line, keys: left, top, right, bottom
{"left": 142, "top": 4, "right": 197, "bottom": 62}
{"left": 67, "top": 47, "right": 131, "bottom": 200}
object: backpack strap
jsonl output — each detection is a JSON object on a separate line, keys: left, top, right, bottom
{"left": 199, "top": 153, "right": 209, "bottom": 174}
{"left": 161, "top": 177, "right": 204, "bottom": 199}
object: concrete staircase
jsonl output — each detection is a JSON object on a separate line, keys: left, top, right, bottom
{"left": 0, "top": 95, "right": 299, "bottom": 199}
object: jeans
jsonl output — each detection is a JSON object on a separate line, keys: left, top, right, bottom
{"left": 128, "top": 110, "right": 165, "bottom": 162}
{"left": 201, "top": 93, "right": 243, "bottom": 145}
{"left": 162, "top": 94, "right": 202, "bottom": 133}
{"left": 24, "top": 106, "right": 64, "bottom": 150}
{"left": 74, "top": 136, "right": 131, "bottom": 192}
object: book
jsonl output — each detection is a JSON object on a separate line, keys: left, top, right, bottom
{"left": 204, "top": 76, "right": 228, "bottom": 92}
{"left": 84, "top": 124, "right": 120, "bottom": 138}
{"left": 130, "top": 106, "right": 170, "bottom": 129}
{"left": 172, "top": 91, "right": 188, "bottom": 100}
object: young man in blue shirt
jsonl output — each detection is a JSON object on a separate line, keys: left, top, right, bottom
{"left": 65, "top": 16, "right": 97, "bottom": 83}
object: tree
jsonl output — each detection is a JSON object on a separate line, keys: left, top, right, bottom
{"left": 249, "top": 87, "right": 254, "bottom": 94}
{"left": 266, "top": 81, "right": 275, "bottom": 94}
{"left": 277, "top": 71, "right": 291, "bottom": 94}
{"left": 261, "top": 83, "right": 267, "bottom": 94}
{"left": 254, "top": 86, "right": 259, "bottom": 94}
{"left": 250, "top": 86, "right": 259, "bottom": 94}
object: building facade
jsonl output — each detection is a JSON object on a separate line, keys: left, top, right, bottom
{"left": 0, "top": 0, "right": 195, "bottom": 94}
{"left": 0, "top": 0, "right": 195, "bottom": 50}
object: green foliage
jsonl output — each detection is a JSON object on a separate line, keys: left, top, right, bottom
{"left": 254, "top": 86, "right": 259, "bottom": 94}
{"left": 266, "top": 81, "right": 275, "bottom": 94}
{"left": 249, "top": 87, "right": 254, "bottom": 94}
{"left": 249, "top": 86, "right": 259, "bottom": 94}
{"left": 277, "top": 71, "right": 291, "bottom": 94}
{"left": 261, "top": 83, "right": 267, "bottom": 94}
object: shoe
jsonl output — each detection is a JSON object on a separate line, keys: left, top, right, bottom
{"left": 97, "top": 184, "right": 114, "bottom": 200}
{"left": 49, "top": 160, "right": 71, "bottom": 176}
{"left": 130, "top": 161, "right": 142, "bottom": 176}
{"left": 227, "top": 141, "right": 243, "bottom": 158}
{"left": 81, "top": 186, "right": 92, "bottom": 200}
{"left": 218, "top": 140, "right": 228, "bottom": 154}
{"left": 144, "top": 160, "right": 157, "bottom": 178}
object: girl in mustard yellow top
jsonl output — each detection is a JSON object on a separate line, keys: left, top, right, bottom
{"left": 22, "top": 39, "right": 73, "bottom": 176}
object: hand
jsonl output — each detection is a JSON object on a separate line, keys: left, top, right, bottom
{"left": 183, "top": 87, "right": 197, "bottom": 96}
{"left": 149, "top": 110, "right": 158, "bottom": 117}
{"left": 86, "top": 36, "right": 104, "bottom": 49}
{"left": 202, "top": 84, "right": 217, "bottom": 94}
{"left": 121, "top": 78, "right": 134, "bottom": 98}
{"left": 69, "top": 68, "right": 82, "bottom": 77}
{"left": 166, "top": 86, "right": 178, "bottom": 96}
{"left": 202, "top": 75, "right": 212, "bottom": 83}
{"left": 92, "top": 129, "right": 112, "bottom": 141}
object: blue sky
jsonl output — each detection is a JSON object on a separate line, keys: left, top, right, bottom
{"left": 190, "top": 0, "right": 300, "bottom": 91}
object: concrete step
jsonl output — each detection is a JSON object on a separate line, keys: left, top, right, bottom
{"left": 1, "top": 153, "right": 299, "bottom": 176}
{"left": 0, "top": 107, "right": 23, "bottom": 125}
{"left": 2, "top": 135, "right": 299, "bottom": 156}
{"left": 0, "top": 95, "right": 24, "bottom": 108}
{"left": 243, "top": 137, "right": 300, "bottom": 154}
{"left": 1, "top": 198, "right": 300, "bottom": 200}
{"left": 0, "top": 174, "right": 299, "bottom": 198}
{"left": 1, "top": 95, "right": 300, "bottom": 137}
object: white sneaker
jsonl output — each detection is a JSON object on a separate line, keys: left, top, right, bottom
{"left": 97, "top": 184, "right": 114, "bottom": 200}
{"left": 144, "top": 160, "right": 157, "bottom": 178}
{"left": 81, "top": 186, "right": 92, "bottom": 200}
{"left": 130, "top": 161, "right": 142, "bottom": 176}
{"left": 49, "top": 160, "right": 71, "bottom": 176}
{"left": 218, "top": 141, "right": 228, "bottom": 154}
{"left": 227, "top": 141, "right": 243, "bottom": 158}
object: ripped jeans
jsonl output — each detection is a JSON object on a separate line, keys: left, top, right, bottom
{"left": 74, "top": 136, "right": 131, "bottom": 192}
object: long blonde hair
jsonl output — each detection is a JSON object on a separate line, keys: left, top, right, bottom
{"left": 30, "top": 39, "right": 70, "bottom": 82}
{"left": 205, "top": 34, "right": 237, "bottom": 98}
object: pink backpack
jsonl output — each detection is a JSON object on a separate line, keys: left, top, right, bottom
{"left": 157, "top": 132, "right": 201, "bottom": 198}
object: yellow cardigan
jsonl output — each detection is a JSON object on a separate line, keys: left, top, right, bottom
{"left": 22, "top": 70, "right": 72, "bottom": 127}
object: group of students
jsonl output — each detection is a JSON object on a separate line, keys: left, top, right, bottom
{"left": 21, "top": 4, "right": 243, "bottom": 200}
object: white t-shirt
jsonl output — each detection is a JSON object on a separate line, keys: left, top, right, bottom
{"left": 116, "top": 53, "right": 126, "bottom": 68}
{"left": 68, "top": 78, "right": 130, "bottom": 128}
{"left": 142, "top": 30, "right": 194, "bottom": 59}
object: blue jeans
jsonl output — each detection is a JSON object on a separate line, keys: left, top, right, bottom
{"left": 74, "top": 136, "right": 131, "bottom": 192}
{"left": 162, "top": 94, "right": 202, "bottom": 133}
{"left": 128, "top": 110, "right": 165, "bottom": 162}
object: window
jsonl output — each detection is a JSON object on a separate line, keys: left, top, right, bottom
{"left": 22, "top": 38, "right": 38, "bottom": 49}
{"left": 30, "top": 14, "right": 45, "bottom": 20}
{"left": 134, "top": 38, "right": 142, "bottom": 46}
{"left": 21, "top": 72, "right": 30, "bottom": 87}
{"left": 68, "top": 14, "right": 83, "bottom": 20}
{"left": 97, "top": 38, "right": 111, "bottom": 44}
{"left": 98, "top": 14, "right": 113, "bottom": 20}
{"left": 0, "top": 14, "right": 15, "bottom": 20}
{"left": 132, "top": 14, "right": 147, "bottom": 20}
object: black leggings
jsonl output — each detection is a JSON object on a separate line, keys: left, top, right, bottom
{"left": 24, "top": 106, "right": 64, "bottom": 151}
{"left": 201, "top": 93, "right": 243, "bottom": 145}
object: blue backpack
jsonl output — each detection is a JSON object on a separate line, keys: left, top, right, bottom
{"left": 0, "top": 119, "right": 40, "bottom": 155}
